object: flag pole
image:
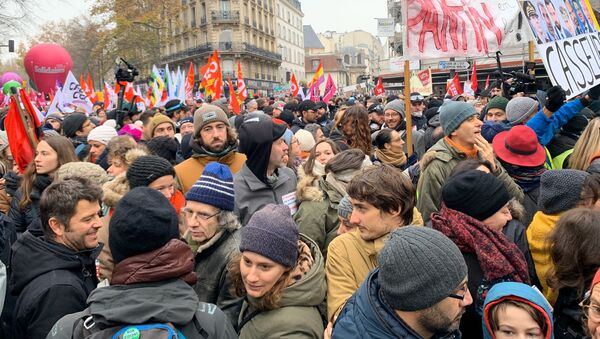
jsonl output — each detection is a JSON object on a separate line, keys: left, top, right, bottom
{"left": 11, "top": 88, "right": 38, "bottom": 150}
{"left": 404, "top": 60, "right": 413, "bottom": 156}
{"left": 528, "top": 41, "right": 535, "bottom": 76}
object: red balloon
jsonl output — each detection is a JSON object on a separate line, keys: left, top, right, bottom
{"left": 24, "top": 43, "right": 72, "bottom": 94}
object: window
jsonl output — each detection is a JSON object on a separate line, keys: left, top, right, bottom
{"left": 220, "top": 0, "right": 230, "bottom": 12}
{"left": 344, "top": 54, "right": 350, "bottom": 64}
{"left": 357, "top": 54, "right": 362, "bottom": 64}
{"left": 312, "top": 59, "right": 320, "bottom": 69}
{"left": 191, "top": 7, "right": 196, "bottom": 27}
{"left": 222, "top": 59, "right": 234, "bottom": 73}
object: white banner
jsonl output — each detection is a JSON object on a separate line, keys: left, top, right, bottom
{"left": 61, "top": 71, "right": 94, "bottom": 113}
{"left": 405, "top": 0, "right": 530, "bottom": 58}
{"left": 523, "top": 0, "right": 600, "bottom": 98}
{"left": 377, "top": 18, "right": 396, "bottom": 37}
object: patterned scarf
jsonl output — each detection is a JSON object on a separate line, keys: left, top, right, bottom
{"left": 431, "top": 205, "right": 530, "bottom": 284}
{"left": 500, "top": 160, "right": 546, "bottom": 192}
{"left": 288, "top": 240, "right": 314, "bottom": 286}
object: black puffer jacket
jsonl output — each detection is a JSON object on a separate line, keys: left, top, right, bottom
{"left": 7, "top": 175, "right": 52, "bottom": 236}
{"left": 9, "top": 232, "right": 100, "bottom": 339}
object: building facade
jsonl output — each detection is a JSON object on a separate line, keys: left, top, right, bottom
{"left": 161, "top": 0, "right": 282, "bottom": 95}
{"left": 275, "top": 0, "right": 305, "bottom": 84}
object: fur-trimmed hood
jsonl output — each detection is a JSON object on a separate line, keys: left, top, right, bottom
{"left": 102, "top": 173, "right": 129, "bottom": 208}
{"left": 296, "top": 166, "right": 324, "bottom": 203}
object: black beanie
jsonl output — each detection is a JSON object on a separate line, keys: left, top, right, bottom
{"left": 146, "top": 136, "right": 179, "bottom": 164}
{"left": 62, "top": 113, "right": 88, "bottom": 138}
{"left": 126, "top": 155, "right": 175, "bottom": 189}
{"left": 442, "top": 170, "right": 510, "bottom": 221}
{"left": 109, "top": 187, "right": 180, "bottom": 263}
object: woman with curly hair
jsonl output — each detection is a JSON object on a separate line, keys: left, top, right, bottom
{"left": 335, "top": 105, "right": 372, "bottom": 155}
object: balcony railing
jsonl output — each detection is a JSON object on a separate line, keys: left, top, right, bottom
{"left": 211, "top": 10, "right": 240, "bottom": 23}
{"left": 162, "top": 42, "right": 281, "bottom": 64}
{"left": 219, "top": 42, "right": 234, "bottom": 51}
{"left": 161, "top": 43, "right": 213, "bottom": 63}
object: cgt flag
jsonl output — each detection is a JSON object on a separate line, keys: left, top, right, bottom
{"left": 374, "top": 76, "right": 385, "bottom": 96}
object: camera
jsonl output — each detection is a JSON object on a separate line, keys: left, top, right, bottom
{"left": 114, "top": 57, "right": 139, "bottom": 83}
{"left": 508, "top": 71, "right": 537, "bottom": 96}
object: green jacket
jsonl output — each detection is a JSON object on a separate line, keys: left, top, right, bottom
{"left": 238, "top": 235, "right": 326, "bottom": 339}
{"left": 294, "top": 176, "right": 342, "bottom": 260}
{"left": 416, "top": 138, "right": 524, "bottom": 223}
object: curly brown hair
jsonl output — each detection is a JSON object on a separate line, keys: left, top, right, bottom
{"left": 338, "top": 105, "right": 372, "bottom": 155}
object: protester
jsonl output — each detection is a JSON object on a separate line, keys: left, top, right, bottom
{"left": 296, "top": 139, "right": 340, "bottom": 197}
{"left": 335, "top": 105, "right": 372, "bottom": 155}
{"left": 332, "top": 226, "right": 471, "bottom": 338}
{"left": 146, "top": 135, "right": 179, "bottom": 165}
{"left": 431, "top": 170, "right": 532, "bottom": 339}
{"left": 183, "top": 163, "right": 240, "bottom": 322}
{"left": 105, "top": 136, "right": 146, "bottom": 177}
{"left": 294, "top": 129, "right": 316, "bottom": 160}
{"left": 86, "top": 125, "right": 117, "bottom": 164}
{"left": 62, "top": 113, "right": 94, "bottom": 157}
{"left": 409, "top": 92, "right": 428, "bottom": 130}
{"left": 234, "top": 114, "right": 296, "bottom": 225}
{"left": 142, "top": 113, "right": 176, "bottom": 141}
{"left": 482, "top": 282, "right": 554, "bottom": 339}
{"left": 294, "top": 149, "right": 372, "bottom": 257}
{"left": 372, "top": 128, "right": 407, "bottom": 168}
{"left": 292, "top": 100, "right": 318, "bottom": 133}
{"left": 10, "top": 177, "right": 102, "bottom": 339}
{"left": 228, "top": 204, "right": 326, "bottom": 338}
{"left": 367, "top": 103, "right": 384, "bottom": 132}
{"left": 175, "top": 104, "right": 246, "bottom": 193}
{"left": 417, "top": 100, "right": 524, "bottom": 222}
{"left": 568, "top": 117, "right": 600, "bottom": 172}
{"left": 506, "top": 96, "right": 539, "bottom": 126}
{"left": 8, "top": 136, "right": 78, "bottom": 236}
{"left": 164, "top": 98, "right": 188, "bottom": 123}
{"left": 47, "top": 187, "right": 237, "bottom": 339}
{"left": 547, "top": 113, "right": 588, "bottom": 169}
{"left": 381, "top": 99, "right": 406, "bottom": 133}
{"left": 583, "top": 268, "right": 600, "bottom": 338}
{"left": 326, "top": 164, "right": 420, "bottom": 322}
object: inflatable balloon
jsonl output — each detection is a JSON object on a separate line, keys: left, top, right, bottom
{"left": 24, "top": 43, "right": 72, "bottom": 94}
{"left": 2, "top": 80, "right": 22, "bottom": 95}
{"left": 0, "top": 72, "right": 23, "bottom": 86}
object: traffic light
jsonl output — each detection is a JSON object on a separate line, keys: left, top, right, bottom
{"left": 8, "top": 40, "right": 14, "bottom": 53}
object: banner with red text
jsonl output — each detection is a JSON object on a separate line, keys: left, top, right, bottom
{"left": 410, "top": 69, "right": 433, "bottom": 96}
{"left": 405, "top": 0, "right": 530, "bottom": 58}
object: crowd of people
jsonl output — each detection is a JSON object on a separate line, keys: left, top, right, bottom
{"left": 0, "top": 80, "right": 599, "bottom": 338}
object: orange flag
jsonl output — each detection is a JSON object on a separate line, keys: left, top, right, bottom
{"left": 237, "top": 61, "right": 247, "bottom": 103}
{"left": 290, "top": 73, "right": 299, "bottom": 96}
{"left": 228, "top": 77, "right": 240, "bottom": 115}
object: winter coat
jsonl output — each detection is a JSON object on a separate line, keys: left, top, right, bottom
{"left": 411, "top": 114, "right": 428, "bottom": 131}
{"left": 547, "top": 132, "right": 578, "bottom": 159}
{"left": 47, "top": 243, "right": 237, "bottom": 339}
{"left": 187, "top": 229, "right": 240, "bottom": 325}
{"left": 175, "top": 151, "right": 246, "bottom": 194}
{"left": 482, "top": 282, "right": 554, "bottom": 339}
{"left": 234, "top": 164, "right": 297, "bottom": 225}
{"left": 526, "top": 211, "right": 562, "bottom": 305}
{"left": 527, "top": 99, "right": 584, "bottom": 146}
{"left": 416, "top": 138, "right": 524, "bottom": 223}
{"left": 522, "top": 186, "right": 540, "bottom": 228}
{"left": 238, "top": 235, "right": 326, "bottom": 339}
{"left": 8, "top": 175, "right": 52, "bottom": 235}
{"left": 291, "top": 118, "right": 308, "bottom": 134}
{"left": 333, "top": 269, "right": 461, "bottom": 339}
{"left": 10, "top": 232, "right": 100, "bottom": 339}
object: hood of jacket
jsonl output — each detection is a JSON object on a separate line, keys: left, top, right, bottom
{"left": 10, "top": 231, "right": 101, "bottom": 295}
{"left": 102, "top": 173, "right": 129, "bottom": 208}
{"left": 482, "top": 282, "right": 554, "bottom": 339}
{"left": 238, "top": 115, "right": 279, "bottom": 184}
{"left": 296, "top": 166, "right": 324, "bottom": 203}
{"left": 247, "top": 234, "right": 326, "bottom": 309}
{"left": 86, "top": 278, "right": 199, "bottom": 327}
{"left": 420, "top": 138, "right": 464, "bottom": 172}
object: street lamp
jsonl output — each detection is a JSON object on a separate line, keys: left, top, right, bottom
{"left": 133, "top": 21, "right": 163, "bottom": 66}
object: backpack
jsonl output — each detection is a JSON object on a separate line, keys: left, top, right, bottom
{"left": 73, "top": 308, "right": 210, "bottom": 339}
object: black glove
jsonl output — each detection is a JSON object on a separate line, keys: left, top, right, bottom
{"left": 587, "top": 84, "right": 600, "bottom": 101}
{"left": 545, "top": 86, "right": 566, "bottom": 112}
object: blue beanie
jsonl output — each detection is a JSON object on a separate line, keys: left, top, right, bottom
{"left": 439, "top": 101, "right": 477, "bottom": 136}
{"left": 185, "top": 162, "right": 235, "bottom": 211}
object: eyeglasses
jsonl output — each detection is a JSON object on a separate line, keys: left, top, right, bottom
{"left": 448, "top": 283, "right": 469, "bottom": 301}
{"left": 182, "top": 208, "right": 220, "bottom": 221}
{"left": 580, "top": 294, "right": 600, "bottom": 323}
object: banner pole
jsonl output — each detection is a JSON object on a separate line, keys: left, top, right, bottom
{"left": 404, "top": 60, "right": 413, "bottom": 156}
{"left": 528, "top": 41, "right": 535, "bottom": 76}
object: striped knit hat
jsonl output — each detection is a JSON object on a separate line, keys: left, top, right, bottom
{"left": 185, "top": 162, "right": 235, "bottom": 211}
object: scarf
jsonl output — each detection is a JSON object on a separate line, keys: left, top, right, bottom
{"left": 375, "top": 148, "right": 407, "bottom": 167}
{"left": 444, "top": 136, "right": 478, "bottom": 158}
{"left": 288, "top": 240, "right": 314, "bottom": 287}
{"left": 431, "top": 205, "right": 530, "bottom": 284}
{"left": 500, "top": 160, "right": 546, "bottom": 192}
{"left": 189, "top": 138, "right": 236, "bottom": 159}
{"left": 325, "top": 171, "right": 351, "bottom": 196}
{"left": 312, "top": 161, "right": 326, "bottom": 177}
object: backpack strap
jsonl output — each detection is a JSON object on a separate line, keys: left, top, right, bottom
{"left": 192, "top": 313, "right": 209, "bottom": 339}
{"left": 72, "top": 308, "right": 101, "bottom": 339}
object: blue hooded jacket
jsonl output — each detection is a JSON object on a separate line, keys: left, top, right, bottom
{"left": 332, "top": 269, "right": 461, "bottom": 339}
{"left": 482, "top": 282, "right": 554, "bottom": 339}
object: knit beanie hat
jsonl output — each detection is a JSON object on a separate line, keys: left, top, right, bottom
{"left": 487, "top": 96, "right": 509, "bottom": 112}
{"left": 561, "top": 114, "right": 588, "bottom": 135}
{"left": 384, "top": 99, "right": 406, "bottom": 119}
{"left": 176, "top": 116, "right": 194, "bottom": 130}
{"left": 378, "top": 226, "right": 468, "bottom": 311}
{"left": 282, "top": 128, "right": 294, "bottom": 146}
{"left": 193, "top": 104, "right": 229, "bottom": 137}
{"left": 337, "top": 195, "right": 353, "bottom": 219}
{"left": 294, "top": 129, "right": 316, "bottom": 152}
{"left": 118, "top": 123, "right": 143, "bottom": 142}
{"left": 442, "top": 170, "right": 510, "bottom": 221}
{"left": 185, "top": 162, "right": 234, "bottom": 211}
{"left": 145, "top": 114, "right": 175, "bottom": 140}
{"left": 439, "top": 101, "right": 477, "bottom": 136}
{"left": 146, "top": 136, "right": 179, "bottom": 164}
{"left": 126, "top": 155, "right": 175, "bottom": 189}
{"left": 538, "top": 169, "right": 588, "bottom": 214}
{"left": 506, "top": 97, "right": 539, "bottom": 125}
{"left": 239, "top": 204, "right": 299, "bottom": 268}
{"left": 109, "top": 187, "right": 180, "bottom": 263}
{"left": 57, "top": 162, "right": 110, "bottom": 187}
{"left": 87, "top": 125, "right": 118, "bottom": 145}
{"left": 62, "top": 113, "right": 88, "bottom": 138}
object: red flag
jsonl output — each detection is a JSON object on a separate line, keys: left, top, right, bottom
{"left": 374, "top": 77, "right": 385, "bottom": 96}
{"left": 310, "top": 83, "right": 320, "bottom": 102}
{"left": 446, "top": 74, "right": 463, "bottom": 97}
{"left": 470, "top": 62, "right": 477, "bottom": 92}
{"left": 322, "top": 74, "right": 337, "bottom": 103}
{"left": 103, "top": 82, "right": 112, "bottom": 110}
{"left": 290, "top": 73, "right": 299, "bottom": 96}
{"left": 237, "top": 61, "right": 247, "bottom": 103}
{"left": 228, "top": 77, "right": 240, "bottom": 115}
{"left": 87, "top": 73, "right": 97, "bottom": 103}
{"left": 485, "top": 74, "right": 490, "bottom": 90}
{"left": 6, "top": 89, "right": 42, "bottom": 173}
{"left": 186, "top": 62, "right": 195, "bottom": 99}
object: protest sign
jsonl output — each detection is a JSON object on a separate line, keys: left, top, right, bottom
{"left": 410, "top": 69, "right": 433, "bottom": 96}
{"left": 523, "top": 0, "right": 600, "bottom": 98}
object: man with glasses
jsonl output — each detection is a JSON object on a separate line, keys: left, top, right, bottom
{"left": 291, "top": 100, "right": 318, "bottom": 133}
{"left": 410, "top": 92, "right": 428, "bottom": 130}
{"left": 332, "top": 226, "right": 471, "bottom": 338}
{"left": 183, "top": 162, "right": 241, "bottom": 324}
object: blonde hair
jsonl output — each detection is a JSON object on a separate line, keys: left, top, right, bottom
{"left": 570, "top": 117, "right": 600, "bottom": 171}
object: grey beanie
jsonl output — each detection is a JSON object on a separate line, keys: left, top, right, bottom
{"left": 538, "top": 169, "right": 588, "bottom": 214}
{"left": 439, "top": 101, "right": 477, "bottom": 136}
{"left": 384, "top": 99, "right": 406, "bottom": 119}
{"left": 239, "top": 204, "right": 299, "bottom": 268}
{"left": 337, "top": 195, "right": 353, "bottom": 219}
{"left": 506, "top": 97, "right": 539, "bottom": 125}
{"left": 378, "top": 226, "right": 468, "bottom": 311}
